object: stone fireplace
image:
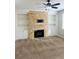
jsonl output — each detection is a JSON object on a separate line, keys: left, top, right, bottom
{"left": 27, "top": 11, "right": 48, "bottom": 39}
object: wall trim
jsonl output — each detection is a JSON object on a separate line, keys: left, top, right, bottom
{"left": 56, "top": 34, "right": 64, "bottom": 38}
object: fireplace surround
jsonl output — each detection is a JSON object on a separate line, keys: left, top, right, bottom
{"left": 27, "top": 11, "right": 48, "bottom": 39}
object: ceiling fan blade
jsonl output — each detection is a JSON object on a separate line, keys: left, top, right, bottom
{"left": 52, "top": 7, "right": 58, "bottom": 9}
{"left": 47, "top": 0, "right": 50, "bottom": 2}
{"left": 52, "top": 3, "right": 60, "bottom": 6}
{"left": 43, "top": 3, "right": 47, "bottom": 6}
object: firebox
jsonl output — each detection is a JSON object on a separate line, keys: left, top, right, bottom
{"left": 34, "top": 30, "right": 44, "bottom": 38}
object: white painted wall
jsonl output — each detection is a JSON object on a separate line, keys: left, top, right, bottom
{"left": 15, "top": 13, "right": 28, "bottom": 40}
{"left": 56, "top": 10, "right": 64, "bottom": 38}
{"left": 48, "top": 11, "right": 57, "bottom": 36}
{"left": 48, "top": 14, "right": 57, "bottom": 36}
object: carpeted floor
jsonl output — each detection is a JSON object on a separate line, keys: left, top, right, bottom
{"left": 15, "top": 36, "right": 64, "bottom": 59}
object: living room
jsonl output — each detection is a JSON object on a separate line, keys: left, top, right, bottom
{"left": 15, "top": 0, "right": 64, "bottom": 59}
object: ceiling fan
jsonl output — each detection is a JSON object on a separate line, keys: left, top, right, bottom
{"left": 43, "top": 0, "right": 60, "bottom": 9}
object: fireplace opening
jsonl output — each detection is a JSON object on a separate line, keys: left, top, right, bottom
{"left": 37, "top": 19, "right": 44, "bottom": 23}
{"left": 34, "top": 30, "right": 44, "bottom": 38}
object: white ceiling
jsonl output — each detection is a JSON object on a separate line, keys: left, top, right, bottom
{"left": 15, "top": 0, "right": 64, "bottom": 12}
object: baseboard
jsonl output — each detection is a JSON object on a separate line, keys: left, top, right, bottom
{"left": 56, "top": 34, "right": 64, "bottom": 38}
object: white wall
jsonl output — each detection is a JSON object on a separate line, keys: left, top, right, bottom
{"left": 48, "top": 14, "right": 57, "bottom": 36}
{"left": 15, "top": 13, "right": 28, "bottom": 40}
{"left": 48, "top": 11, "right": 57, "bottom": 36}
{"left": 56, "top": 10, "right": 64, "bottom": 38}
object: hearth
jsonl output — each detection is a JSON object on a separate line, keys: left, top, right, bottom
{"left": 34, "top": 30, "right": 44, "bottom": 38}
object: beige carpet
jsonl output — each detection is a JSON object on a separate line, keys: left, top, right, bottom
{"left": 15, "top": 36, "right": 64, "bottom": 59}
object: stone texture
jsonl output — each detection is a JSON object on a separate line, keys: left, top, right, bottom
{"left": 27, "top": 11, "right": 48, "bottom": 39}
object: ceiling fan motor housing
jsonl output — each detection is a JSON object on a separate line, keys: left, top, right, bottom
{"left": 47, "top": 3, "right": 51, "bottom": 6}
